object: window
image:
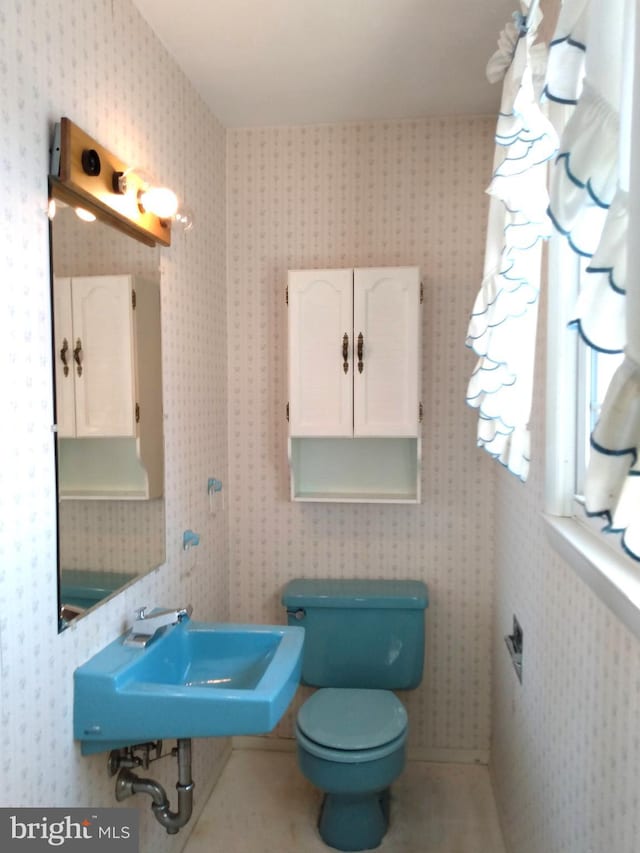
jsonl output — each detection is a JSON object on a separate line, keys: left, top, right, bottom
{"left": 543, "top": 0, "right": 637, "bottom": 571}
{"left": 545, "top": 234, "right": 640, "bottom": 642}
{"left": 573, "top": 264, "right": 625, "bottom": 504}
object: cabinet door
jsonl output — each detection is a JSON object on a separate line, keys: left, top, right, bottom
{"left": 71, "top": 275, "right": 137, "bottom": 437}
{"left": 353, "top": 267, "right": 421, "bottom": 436}
{"left": 53, "top": 277, "right": 76, "bottom": 437}
{"left": 288, "top": 269, "right": 353, "bottom": 436}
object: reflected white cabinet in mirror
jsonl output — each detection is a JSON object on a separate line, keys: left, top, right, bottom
{"left": 287, "top": 267, "right": 422, "bottom": 503}
{"left": 54, "top": 274, "right": 163, "bottom": 499}
{"left": 50, "top": 194, "right": 166, "bottom": 630}
{"left": 54, "top": 274, "right": 140, "bottom": 438}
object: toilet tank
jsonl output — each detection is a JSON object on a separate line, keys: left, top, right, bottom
{"left": 282, "top": 579, "right": 428, "bottom": 690}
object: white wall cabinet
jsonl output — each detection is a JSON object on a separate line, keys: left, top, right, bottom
{"left": 288, "top": 267, "right": 422, "bottom": 502}
{"left": 53, "top": 274, "right": 163, "bottom": 500}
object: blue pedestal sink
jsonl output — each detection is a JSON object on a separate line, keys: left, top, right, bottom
{"left": 74, "top": 617, "right": 305, "bottom": 755}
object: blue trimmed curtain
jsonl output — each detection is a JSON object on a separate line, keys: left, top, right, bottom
{"left": 466, "top": 0, "right": 558, "bottom": 480}
{"left": 546, "top": 0, "right": 640, "bottom": 559}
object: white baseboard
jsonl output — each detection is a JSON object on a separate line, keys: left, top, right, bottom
{"left": 231, "top": 736, "right": 489, "bottom": 766}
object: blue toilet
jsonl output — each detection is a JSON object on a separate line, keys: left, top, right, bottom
{"left": 282, "top": 578, "right": 429, "bottom": 851}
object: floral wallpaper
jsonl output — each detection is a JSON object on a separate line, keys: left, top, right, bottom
{"left": 0, "top": 2, "right": 229, "bottom": 851}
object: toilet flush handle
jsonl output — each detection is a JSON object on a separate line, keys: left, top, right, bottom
{"left": 287, "top": 608, "right": 306, "bottom": 621}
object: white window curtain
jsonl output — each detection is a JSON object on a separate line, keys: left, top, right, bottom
{"left": 547, "top": 0, "right": 640, "bottom": 560}
{"left": 465, "top": 0, "right": 558, "bottom": 481}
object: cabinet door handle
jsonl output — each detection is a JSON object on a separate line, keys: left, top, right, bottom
{"left": 357, "top": 332, "right": 364, "bottom": 374}
{"left": 59, "top": 337, "right": 70, "bottom": 377}
{"left": 73, "top": 338, "right": 83, "bottom": 377}
{"left": 342, "top": 333, "right": 349, "bottom": 374}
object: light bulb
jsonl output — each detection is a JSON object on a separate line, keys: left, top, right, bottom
{"left": 75, "top": 207, "right": 96, "bottom": 222}
{"left": 138, "top": 186, "right": 179, "bottom": 219}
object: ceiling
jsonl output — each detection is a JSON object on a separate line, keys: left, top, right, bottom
{"left": 131, "top": 0, "right": 518, "bottom": 127}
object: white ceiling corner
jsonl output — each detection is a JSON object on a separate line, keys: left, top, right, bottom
{"left": 131, "top": 0, "right": 518, "bottom": 127}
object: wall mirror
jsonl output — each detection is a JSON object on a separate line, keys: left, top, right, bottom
{"left": 50, "top": 178, "right": 167, "bottom": 631}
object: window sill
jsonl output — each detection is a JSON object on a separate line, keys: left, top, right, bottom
{"left": 543, "top": 513, "right": 640, "bottom": 642}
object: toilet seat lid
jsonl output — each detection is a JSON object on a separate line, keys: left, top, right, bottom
{"left": 298, "top": 688, "right": 408, "bottom": 751}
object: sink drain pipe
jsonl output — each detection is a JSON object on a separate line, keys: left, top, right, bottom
{"left": 112, "top": 739, "right": 194, "bottom": 834}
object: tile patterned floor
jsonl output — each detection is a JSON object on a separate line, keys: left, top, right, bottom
{"left": 184, "top": 749, "right": 507, "bottom": 853}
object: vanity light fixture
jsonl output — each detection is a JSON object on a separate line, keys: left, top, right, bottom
{"left": 138, "top": 186, "right": 179, "bottom": 219}
{"left": 112, "top": 166, "right": 189, "bottom": 228}
{"left": 50, "top": 118, "right": 172, "bottom": 247}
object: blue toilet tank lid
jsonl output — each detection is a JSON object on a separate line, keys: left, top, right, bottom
{"left": 282, "top": 578, "right": 428, "bottom": 609}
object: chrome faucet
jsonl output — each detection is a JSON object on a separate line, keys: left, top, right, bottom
{"left": 124, "top": 605, "right": 193, "bottom": 647}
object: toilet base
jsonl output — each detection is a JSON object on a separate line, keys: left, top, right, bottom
{"left": 318, "top": 788, "right": 391, "bottom": 851}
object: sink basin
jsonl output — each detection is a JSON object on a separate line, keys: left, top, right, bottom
{"left": 74, "top": 617, "right": 305, "bottom": 755}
